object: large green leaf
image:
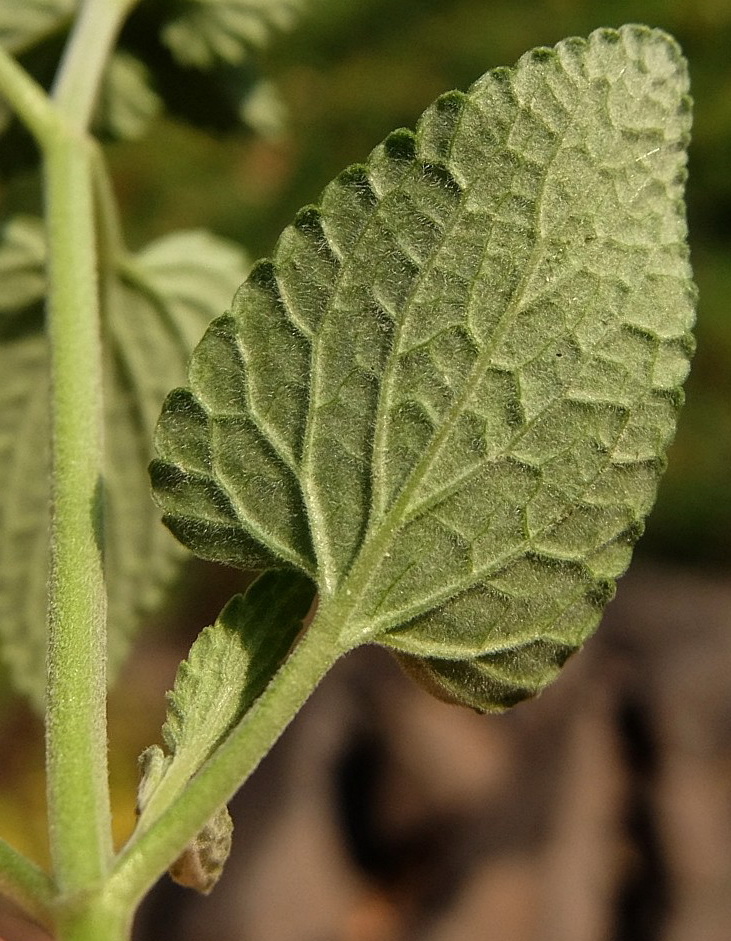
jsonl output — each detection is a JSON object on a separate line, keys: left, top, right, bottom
{"left": 0, "top": 224, "right": 248, "bottom": 707}
{"left": 0, "top": 219, "right": 49, "bottom": 703}
{"left": 151, "top": 25, "right": 696, "bottom": 712}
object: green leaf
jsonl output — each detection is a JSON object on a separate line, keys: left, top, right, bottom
{"left": 0, "top": 224, "right": 248, "bottom": 707}
{"left": 159, "top": 0, "right": 302, "bottom": 68}
{"left": 93, "top": 51, "right": 163, "bottom": 142}
{"left": 0, "top": 217, "right": 49, "bottom": 707}
{"left": 0, "top": 298, "right": 49, "bottom": 706}
{"left": 139, "top": 570, "right": 313, "bottom": 804}
{"left": 104, "top": 231, "right": 250, "bottom": 687}
{"left": 137, "top": 570, "right": 314, "bottom": 890}
{"left": 0, "top": 0, "right": 73, "bottom": 55}
{"left": 164, "top": 571, "right": 313, "bottom": 761}
{"left": 238, "top": 77, "right": 288, "bottom": 139}
{"left": 151, "top": 25, "right": 696, "bottom": 712}
{"left": 0, "top": 216, "right": 46, "bottom": 311}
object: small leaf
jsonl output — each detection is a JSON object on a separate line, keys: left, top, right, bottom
{"left": 238, "top": 77, "right": 288, "bottom": 139}
{"left": 159, "top": 0, "right": 302, "bottom": 69}
{"left": 162, "top": 570, "right": 313, "bottom": 766}
{"left": 152, "top": 26, "right": 696, "bottom": 712}
{"left": 137, "top": 570, "right": 314, "bottom": 891}
{"left": 94, "top": 51, "right": 163, "bottom": 142}
{"left": 0, "top": 225, "right": 248, "bottom": 707}
{"left": 0, "top": 216, "right": 46, "bottom": 311}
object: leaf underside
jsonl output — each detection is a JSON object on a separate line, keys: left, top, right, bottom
{"left": 137, "top": 570, "right": 313, "bottom": 892}
{"left": 151, "top": 25, "right": 696, "bottom": 712}
{"left": 0, "top": 225, "right": 247, "bottom": 707}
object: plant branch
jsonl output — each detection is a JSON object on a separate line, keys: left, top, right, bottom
{"left": 0, "top": 840, "right": 54, "bottom": 931}
{"left": 0, "top": 45, "right": 59, "bottom": 146}
{"left": 108, "top": 613, "right": 345, "bottom": 910}
{"left": 51, "top": 0, "right": 139, "bottom": 131}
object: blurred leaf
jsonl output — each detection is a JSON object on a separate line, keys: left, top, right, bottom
{"left": 152, "top": 26, "right": 695, "bottom": 713}
{"left": 0, "top": 299, "right": 49, "bottom": 708}
{"left": 0, "top": 222, "right": 249, "bottom": 708}
{"left": 238, "top": 77, "right": 287, "bottom": 138}
{"left": 0, "top": 216, "right": 46, "bottom": 311}
{"left": 93, "top": 51, "right": 163, "bottom": 141}
{"left": 0, "top": 0, "right": 73, "bottom": 55}
{"left": 160, "top": 0, "right": 302, "bottom": 69}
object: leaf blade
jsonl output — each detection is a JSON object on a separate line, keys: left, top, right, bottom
{"left": 136, "top": 570, "right": 315, "bottom": 890}
{"left": 152, "top": 25, "right": 695, "bottom": 712}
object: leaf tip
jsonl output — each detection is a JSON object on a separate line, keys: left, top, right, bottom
{"left": 383, "top": 128, "right": 417, "bottom": 163}
{"left": 248, "top": 259, "right": 279, "bottom": 291}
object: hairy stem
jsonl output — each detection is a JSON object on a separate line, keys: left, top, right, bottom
{"left": 0, "top": 0, "right": 136, "bottom": 910}
{"left": 55, "top": 892, "right": 133, "bottom": 941}
{"left": 43, "top": 0, "right": 136, "bottom": 908}
{"left": 44, "top": 127, "right": 112, "bottom": 895}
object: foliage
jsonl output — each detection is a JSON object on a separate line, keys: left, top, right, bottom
{"left": 0, "top": 3, "right": 698, "bottom": 940}
{"left": 151, "top": 25, "right": 694, "bottom": 712}
{"left": 137, "top": 570, "right": 314, "bottom": 892}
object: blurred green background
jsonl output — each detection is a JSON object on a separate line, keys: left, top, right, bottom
{"left": 1, "top": 0, "right": 730, "bottom": 905}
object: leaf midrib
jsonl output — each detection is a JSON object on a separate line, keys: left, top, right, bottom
{"left": 329, "top": 89, "right": 587, "bottom": 638}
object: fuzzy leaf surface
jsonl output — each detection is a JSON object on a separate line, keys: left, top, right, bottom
{"left": 0, "top": 225, "right": 248, "bottom": 707}
{"left": 139, "top": 570, "right": 314, "bottom": 818}
{"left": 137, "top": 570, "right": 313, "bottom": 891}
{"left": 152, "top": 26, "right": 695, "bottom": 712}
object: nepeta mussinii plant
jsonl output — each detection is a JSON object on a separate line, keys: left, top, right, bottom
{"left": 0, "top": 8, "right": 694, "bottom": 940}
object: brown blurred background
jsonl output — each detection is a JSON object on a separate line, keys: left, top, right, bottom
{"left": 1, "top": 0, "right": 730, "bottom": 938}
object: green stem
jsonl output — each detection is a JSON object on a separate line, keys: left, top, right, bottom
{"left": 55, "top": 892, "right": 132, "bottom": 941}
{"left": 51, "top": 0, "right": 139, "bottom": 131}
{"left": 44, "top": 127, "right": 112, "bottom": 895}
{"left": 1, "top": 0, "right": 138, "bottom": 908}
{"left": 108, "top": 613, "right": 346, "bottom": 911}
{"left": 0, "top": 45, "right": 58, "bottom": 147}
{"left": 0, "top": 840, "right": 54, "bottom": 931}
